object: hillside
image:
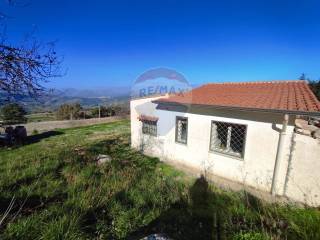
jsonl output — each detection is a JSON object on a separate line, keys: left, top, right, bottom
{"left": 0, "top": 120, "right": 319, "bottom": 239}
{"left": 0, "top": 87, "right": 130, "bottom": 113}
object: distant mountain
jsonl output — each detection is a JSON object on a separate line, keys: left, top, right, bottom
{"left": 56, "top": 86, "right": 130, "bottom": 98}
{"left": 0, "top": 86, "right": 131, "bottom": 113}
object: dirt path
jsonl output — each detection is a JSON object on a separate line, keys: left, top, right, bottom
{"left": 17, "top": 116, "right": 128, "bottom": 134}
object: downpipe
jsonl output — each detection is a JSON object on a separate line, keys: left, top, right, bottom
{"left": 271, "top": 114, "right": 289, "bottom": 196}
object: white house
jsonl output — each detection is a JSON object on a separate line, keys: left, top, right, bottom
{"left": 131, "top": 80, "right": 320, "bottom": 206}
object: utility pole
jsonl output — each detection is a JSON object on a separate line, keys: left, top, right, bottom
{"left": 98, "top": 105, "right": 101, "bottom": 119}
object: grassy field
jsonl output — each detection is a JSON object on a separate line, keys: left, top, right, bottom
{"left": 26, "top": 112, "right": 56, "bottom": 123}
{"left": 0, "top": 120, "right": 319, "bottom": 239}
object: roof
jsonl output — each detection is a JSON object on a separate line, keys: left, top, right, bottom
{"left": 154, "top": 80, "right": 320, "bottom": 115}
{"left": 138, "top": 115, "right": 159, "bottom": 122}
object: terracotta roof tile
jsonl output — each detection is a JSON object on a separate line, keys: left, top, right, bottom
{"left": 157, "top": 80, "right": 320, "bottom": 114}
{"left": 138, "top": 115, "right": 159, "bottom": 122}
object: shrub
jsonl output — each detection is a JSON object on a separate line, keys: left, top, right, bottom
{"left": 0, "top": 103, "right": 27, "bottom": 124}
{"left": 32, "top": 129, "right": 39, "bottom": 135}
{"left": 56, "top": 103, "right": 81, "bottom": 120}
{"left": 233, "top": 232, "right": 270, "bottom": 240}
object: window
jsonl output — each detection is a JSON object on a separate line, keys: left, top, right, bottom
{"left": 175, "top": 116, "right": 188, "bottom": 144}
{"left": 210, "top": 121, "right": 247, "bottom": 158}
{"left": 142, "top": 120, "right": 157, "bottom": 136}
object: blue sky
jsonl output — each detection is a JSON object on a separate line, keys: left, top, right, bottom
{"left": 1, "top": 0, "right": 320, "bottom": 88}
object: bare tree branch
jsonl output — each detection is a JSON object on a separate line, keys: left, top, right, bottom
{"left": 0, "top": 39, "right": 63, "bottom": 100}
{"left": 0, "top": 0, "right": 62, "bottom": 101}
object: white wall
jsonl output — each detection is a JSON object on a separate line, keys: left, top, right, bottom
{"left": 131, "top": 96, "right": 169, "bottom": 158}
{"left": 131, "top": 97, "right": 320, "bottom": 206}
{"left": 284, "top": 134, "right": 320, "bottom": 206}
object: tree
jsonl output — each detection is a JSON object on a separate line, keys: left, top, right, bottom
{"left": 91, "top": 106, "right": 118, "bottom": 118}
{"left": 299, "top": 73, "right": 307, "bottom": 80}
{"left": 0, "top": 103, "right": 27, "bottom": 124}
{"left": 309, "top": 79, "right": 320, "bottom": 101}
{"left": 0, "top": 41, "right": 61, "bottom": 100}
{"left": 110, "top": 103, "right": 130, "bottom": 116}
{"left": 91, "top": 106, "right": 106, "bottom": 118}
{"left": 0, "top": 1, "right": 62, "bottom": 101}
{"left": 298, "top": 73, "right": 320, "bottom": 100}
{"left": 90, "top": 105, "right": 129, "bottom": 118}
{"left": 56, "top": 103, "right": 81, "bottom": 120}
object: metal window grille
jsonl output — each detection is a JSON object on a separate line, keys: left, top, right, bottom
{"left": 142, "top": 120, "right": 157, "bottom": 136}
{"left": 175, "top": 117, "right": 188, "bottom": 144}
{"left": 210, "top": 121, "right": 247, "bottom": 158}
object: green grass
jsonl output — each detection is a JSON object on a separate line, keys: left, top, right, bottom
{"left": 0, "top": 119, "right": 319, "bottom": 239}
{"left": 26, "top": 112, "right": 56, "bottom": 122}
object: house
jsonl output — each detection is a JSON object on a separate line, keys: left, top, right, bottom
{"left": 130, "top": 80, "right": 320, "bottom": 206}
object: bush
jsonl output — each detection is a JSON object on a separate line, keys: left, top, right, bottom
{"left": 233, "top": 232, "right": 270, "bottom": 240}
{"left": 91, "top": 106, "right": 119, "bottom": 118}
{"left": 32, "top": 129, "right": 39, "bottom": 135}
{"left": 0, "top": 103, "right": 27, "bottom": 124}
{"left": 56, "top": 103, "right": 81, "bottom": 120}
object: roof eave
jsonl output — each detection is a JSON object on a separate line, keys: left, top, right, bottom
{"left": 152, "top": 100, "right": 320, "bottom": 117}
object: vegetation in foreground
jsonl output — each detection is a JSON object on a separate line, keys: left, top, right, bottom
{"left": 0, "top": 120, "right": 319, "bottom": 240}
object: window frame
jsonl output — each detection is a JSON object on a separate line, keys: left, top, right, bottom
{"left": 141, "top": 120, "right": 157, "bottom": 137}
{"left": 175, "top": 116, "right": 188, "bottom": 145}
{"left": 209, "top": 120, "right": 247, "bottom": 160}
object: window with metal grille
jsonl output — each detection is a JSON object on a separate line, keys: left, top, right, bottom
{"left": 175, "top": 116, "right": 188, "bottom": 144}
{"left": 142, "top": 120, "right": 157, "bottom": 136}
{"left": 210, "top": 121, "right": 247, "bottom": 158}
